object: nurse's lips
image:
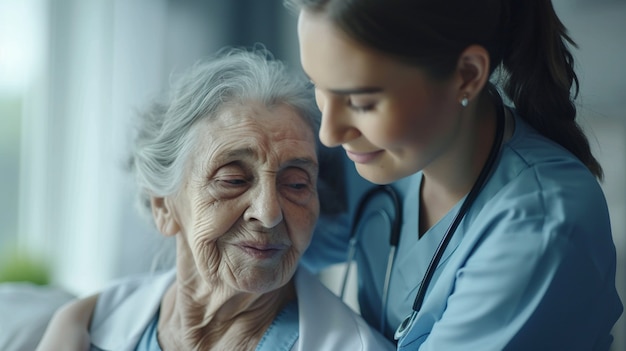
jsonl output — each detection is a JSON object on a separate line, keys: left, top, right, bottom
{"left": 345, "top": 149, "right": 384, "bottom": 164}
{"left": 238, "top": 242, "right": 287, "bottom": 259}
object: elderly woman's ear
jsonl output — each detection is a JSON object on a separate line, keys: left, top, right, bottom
{"left": 151, "top": 197, "right": 180, "bottom": 236}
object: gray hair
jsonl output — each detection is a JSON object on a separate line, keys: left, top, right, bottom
{"left": 130, "top": 47, "right": 319, "bottom": 218}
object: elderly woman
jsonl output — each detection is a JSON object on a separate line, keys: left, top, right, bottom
{"left": 37, "top": 48, "right": 392, "bottom": 351}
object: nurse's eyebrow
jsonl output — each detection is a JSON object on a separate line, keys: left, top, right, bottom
{"left": 327, "top": 86, "right": 383, "bottom": 95}
{"left": 303, "top": 72, "right": 382, "bottom": 95}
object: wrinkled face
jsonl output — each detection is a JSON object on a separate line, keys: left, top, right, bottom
{"left": 170, "top": 103, "right": 319, "bottom": 294}
{"left": 297, "top": 11, "right": 463, "bottom": 184}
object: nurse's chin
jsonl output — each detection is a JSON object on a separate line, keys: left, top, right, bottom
{"left": 354, "top": 163, "right": 402, "bottom": 185}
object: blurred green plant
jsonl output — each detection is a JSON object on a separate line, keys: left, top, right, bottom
{"left": 0, "top": 248, "right": 50, "bottom": 285}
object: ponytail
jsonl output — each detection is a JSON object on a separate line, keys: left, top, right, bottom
{"left": 500, "top": 1, "right": 603, "bottom": 180}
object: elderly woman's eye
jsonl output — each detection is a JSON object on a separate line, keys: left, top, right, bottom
{"left": 220, "top": 178, "right": 248, "bottom": 186}
{"left": 213, "top": 165, "right": 250, "bottom": 188}
{"left": 288, "top": 183, "right": 308, "bottom": 190}
{"left": 279, "top": 168, "right": 314, "bottom": 204}
{"left": 281, "top": 181, "right": 311, "bottom": 196}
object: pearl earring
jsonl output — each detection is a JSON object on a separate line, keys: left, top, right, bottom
{"left": 460, "top": 96, "right": 469, "bottom": 107}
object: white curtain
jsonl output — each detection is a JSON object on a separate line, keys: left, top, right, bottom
{"left": 19, "top": 0, "right": 172, "bottom": 296}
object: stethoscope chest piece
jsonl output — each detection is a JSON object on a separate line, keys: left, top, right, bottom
{"left": 394, "top": 310, "right": 417, "bottom": 340}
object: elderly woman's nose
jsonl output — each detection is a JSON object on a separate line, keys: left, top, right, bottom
{"left": 244, "top": 183, "right": 284, "bottom": 228}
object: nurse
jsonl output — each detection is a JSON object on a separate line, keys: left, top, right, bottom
{"left": 291, "top": 0, "right": 623, "bottom": 349}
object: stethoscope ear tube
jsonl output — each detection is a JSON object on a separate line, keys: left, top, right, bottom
{"left": 339, "top": 236, "right": 358, "bottom": 300}
{"left": 350, "top": 185, "right": 402, "bottom": 245}
{"left": 342, "top": 184, "right": 403, "bottom": 334}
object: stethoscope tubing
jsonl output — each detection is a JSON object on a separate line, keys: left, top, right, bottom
{"left": 380, "top": 244, "right": 397, "bottom": 333}
{"left": 395, "top": 86, "right": 506, "bottom": 340}
{"left": 412, "top": 86, "right": 505, "bottom": 312}
{"left": 341, "top": 185, "right": 402, "bottom": 334}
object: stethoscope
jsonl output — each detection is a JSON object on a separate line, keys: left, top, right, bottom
{"left": 340, "top": 184, "right": 402, "bottom": 334}
{"left": 341, "top": 86, "right": 506, "bottom": 341}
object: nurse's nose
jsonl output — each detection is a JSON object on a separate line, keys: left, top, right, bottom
{"left": 244, "top": 181, "right": 283, "bottom": 228}
{"left": 316, "top": 93, "right": 360, "bottom": 148}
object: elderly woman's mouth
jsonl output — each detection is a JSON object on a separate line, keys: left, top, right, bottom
{"left": 237, "top": 243, "right": 288, "bottom": 259}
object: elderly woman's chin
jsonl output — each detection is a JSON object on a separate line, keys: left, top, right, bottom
{"left": 211, "top": 248, "right": 301, "bottom": 294}
{"left": 233, "top": 266, "right": 297, "bottom": 294}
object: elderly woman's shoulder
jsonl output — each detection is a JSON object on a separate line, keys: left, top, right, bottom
{"left": 294, "top": 268, "right": 394, "bottom": 350}
{"left": 89, "top": 269, "right": 175, "bottom": 349}
{"left": 93, "top": 269, "right": 175, "bottom": 315}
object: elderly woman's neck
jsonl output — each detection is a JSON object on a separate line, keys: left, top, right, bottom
{"left": 158, "top": 276, "right": 296, "bottom": 350}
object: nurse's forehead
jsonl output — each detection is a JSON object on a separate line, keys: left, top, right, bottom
{"left": 297, "top": 11, "right": 394, "bottom": 92}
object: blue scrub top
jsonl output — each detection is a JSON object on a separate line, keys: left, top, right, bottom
{"left": 304, "top": 109, "right": 623, "bottom": 350}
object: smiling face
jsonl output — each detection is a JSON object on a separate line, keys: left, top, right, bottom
{"left": 160, "top": 102, "right": 319, "bottom": 294}
{"left": 297, "top": 10, "right": 465, "bottom": 184}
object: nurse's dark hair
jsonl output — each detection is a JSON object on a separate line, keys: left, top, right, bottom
{"left": 129, "top": 46, "right": 319, "bottom": 218}
{"left": 285, "top": 0, "right": 603, "bottom": 180}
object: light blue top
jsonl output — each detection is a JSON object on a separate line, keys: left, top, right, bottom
{"left": 134, "top": 308, "right": 160, "bottom": 351}
{"left": 89, "top": 267, "right": 392, "bottom": 351}
{"left": 304, "top": 109, "right": 623, "bottom": 350}
{"left": 255, "top": 300, "right": 299, "bottom": 351}
{"left": 134, "top": 301, "right": 298, "bottom": 351}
